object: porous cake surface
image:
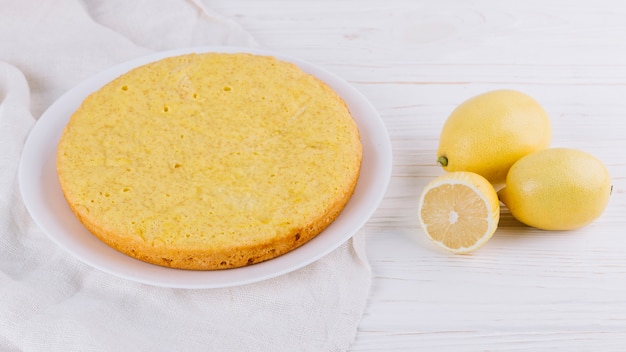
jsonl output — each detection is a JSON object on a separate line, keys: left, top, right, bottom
{"left": 56, "top": 53, "right": 362, "bottom": 270}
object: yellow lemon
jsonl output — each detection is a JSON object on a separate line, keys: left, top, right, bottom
{"left": 418, "top": 172, "right": 500, "bottom": 254}
{"left": 437, "top": 89, "right": 552, "bottom": 185}
{"left": 498, "top": 148, "right": 611, "bottom": 230}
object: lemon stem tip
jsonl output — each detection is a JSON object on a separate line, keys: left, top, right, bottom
{"left": 437, "top": 156, "right": 448, "bottom": 167}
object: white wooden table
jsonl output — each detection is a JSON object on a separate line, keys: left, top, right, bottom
{"left": 213, "top": 1, "right": 626, "bottom": 350}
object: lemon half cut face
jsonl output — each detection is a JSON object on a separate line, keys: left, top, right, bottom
{"left": 418, "top": 172, "right": 500, "bottom": 254}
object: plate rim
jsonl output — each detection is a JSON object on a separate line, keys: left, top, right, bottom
{"left": 18, "top": 46, "right": 392, "bottom": 289}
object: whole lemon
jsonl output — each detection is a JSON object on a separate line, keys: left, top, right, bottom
{"left": 437, "top": 89, "right": 552, "bottom": 185}
{"left": 498, "top": 148, "right": 612, "bottom": 230}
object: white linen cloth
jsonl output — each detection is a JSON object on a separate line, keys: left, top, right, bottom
{"left": 0, "top": 1, "right": 371, "bottom": 351}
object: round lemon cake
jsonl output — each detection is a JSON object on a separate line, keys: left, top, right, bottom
{"left": 56, "top": 52, "right": 362, "bottom": 270}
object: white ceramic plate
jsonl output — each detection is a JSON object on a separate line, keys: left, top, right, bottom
{"left": 18, "top": 47, "right": 392, "bottom": 289}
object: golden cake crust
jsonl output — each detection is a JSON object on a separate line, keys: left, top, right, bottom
{"left": 56, "top": 52, "right": 362, "bottom": 270}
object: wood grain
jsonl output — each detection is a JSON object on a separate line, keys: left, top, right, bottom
{"left": 212, "top": 1, "right": 626, "bottom": 350}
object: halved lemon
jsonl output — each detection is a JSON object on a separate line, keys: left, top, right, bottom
{"left": 418, "top": 171, "right": 500, "bottom": 254}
